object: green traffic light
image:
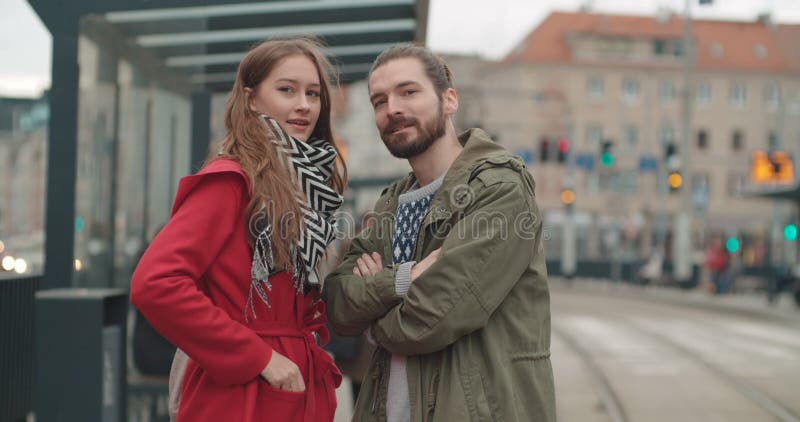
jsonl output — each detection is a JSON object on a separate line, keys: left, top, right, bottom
{"left": 600, "top": 152, "right": 614, "bottom": 168}
{"left": 725, "top": 237, "right": 740, "bottom": 253}
{"left": 75, "top": 216, "right": 84, "bottom": 233}
{"left": 784, "top": 224, "right": 798, "bottom": 241}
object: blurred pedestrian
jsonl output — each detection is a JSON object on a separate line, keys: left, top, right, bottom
{"left": 638, "top": 248, "right": 663, "bottom": 285}
{"left": 324, "top": 44, "right": 556, "bottom": 422}
{"left": 131, "top": 37, "right": 347, "bottom": 422}
{"left": 705, "top": 237, "right": 730, "bottom": 294}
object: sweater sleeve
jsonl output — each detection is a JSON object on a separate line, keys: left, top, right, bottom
{"left": 322, "top": 200, "right": 404, "bottom": 337}
{"left": 130, "top": 172, "right": 272, "bottom": 386}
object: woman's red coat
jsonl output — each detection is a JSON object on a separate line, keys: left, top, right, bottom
{"left": 131, "top": 158, "right": 341, "bottom": 422}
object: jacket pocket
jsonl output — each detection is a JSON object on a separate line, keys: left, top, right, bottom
{"left": 508, "top": 351, "right": 555, "bottom": 422}
{"left": 460, "top": 366, "right": 492, "bottom": 421}
{"left": 257, "top": 379, "right": 306, "bottom": 420}
{"left": 425, "top": 368, "right": 440, "bottom": 421}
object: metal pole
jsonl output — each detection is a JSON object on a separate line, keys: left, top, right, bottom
{"left": 108, "top": 73, "right": 121, "bottom": 287}
{"left": 43, "top": 27, "right": 80, "bottom": 289}
{"left": 190, "top": 91, "right": 212, "bottom": 174}
{"left": 673, "top": 0, "right": 694, "bottom": 282}
{"left": 142, "top": 98, "right": 152, "bottom": 242}
{"left": 562, "top": 207, "right": 577, "bottom": 278}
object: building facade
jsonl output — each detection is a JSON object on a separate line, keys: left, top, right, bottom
{"left": 446, "top": 11, "right": 800, "bottom": 266}
{"left": 0, "top": 97, "right": 48, "bottom": 275}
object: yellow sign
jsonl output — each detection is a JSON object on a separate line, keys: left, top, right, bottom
{"left": 750, "top": 150, "right": 794, "bottom": 185}
{"left": 771, "top": 151, "right": 794, "bottom": 184}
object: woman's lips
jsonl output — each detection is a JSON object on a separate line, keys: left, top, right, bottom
{"left": 287, "top": 120, "right": 309, "bottom": 132}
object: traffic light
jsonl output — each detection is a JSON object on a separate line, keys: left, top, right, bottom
{"left": 560, "top": 188, "right": 576, "bottom": 206}
{"left": 539, "top": 138, "right": 550, "bottom": 163}
{"left": 600, "top": 140, "right": 614, "bottom": 168}
{"left": 784, "top": 224, "right": 798, "bottom": 241}
{"left": 664, "top": 142, "right": 683, "bottom": 192}
{"left": 557, "top": 138, "right": 570, "bottom": 164}
{"left": 664, "top": 142, "right": 679, "bottom": 168}
{"left": 725, "top": 236, "right": 740, "bottom": 253}
{"left": 668, "top": 171, "right": 683, "bottom": 192}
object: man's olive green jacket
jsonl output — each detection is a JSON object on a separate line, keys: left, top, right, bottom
{"left": 324, "top": 129, "right": 556, "bottom": 422}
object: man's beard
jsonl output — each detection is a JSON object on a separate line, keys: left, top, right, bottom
{"left": 380, "top": 103, "right": 446, "bottom": 159}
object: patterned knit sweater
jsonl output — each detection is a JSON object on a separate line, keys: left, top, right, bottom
{"left": 386, "top": 173, "right": 444, "bottom": 422}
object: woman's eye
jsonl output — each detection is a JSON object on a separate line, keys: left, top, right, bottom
{"left": 307, "top": 90, "right": 321, "bottom": 98}
{"left": 278, "top": 86, "right": 295, "bottom": 93}
{"left": 404, "top": 89, "right": 417, "bottom": 96}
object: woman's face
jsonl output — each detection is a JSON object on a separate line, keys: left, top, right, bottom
{"left": 248, "top": 54, "right": 322, "bottom": 142}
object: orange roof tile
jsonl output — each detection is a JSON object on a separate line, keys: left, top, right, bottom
{"left": 775, "top": 24, "right": 800, "bottom": 72}
{"left": 505, "top": 11, "right": 796, "bottom": 73}
{"left": 693, "top": 20, "right": 791, "bottom": 71}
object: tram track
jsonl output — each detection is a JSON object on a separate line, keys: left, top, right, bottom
{"left": 552, "top": 325, "right": 629, "bottom": 422}
{"left": 553, "top": 289, "right": 800, "bottom": 422}
{"left": 618, "top": 313, "right": 800, "bottom": 422}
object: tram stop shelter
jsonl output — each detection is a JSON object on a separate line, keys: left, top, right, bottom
{"left": 28, "top": 0, "right": 428, "bottom": 291}
{"left": 1, "top": 2, "right": 427, "bottom": 420}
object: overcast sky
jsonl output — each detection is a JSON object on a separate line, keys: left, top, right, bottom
{"left": 2, "top": 0, "right": 800, "bottom": 97}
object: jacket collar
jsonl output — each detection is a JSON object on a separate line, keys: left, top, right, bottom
{"left": 378, "top": 128, "right": 514, "bottom": 223}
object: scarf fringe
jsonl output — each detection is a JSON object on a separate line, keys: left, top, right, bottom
{"left": 245, "top": 225, "right": 274, "bottom": 322}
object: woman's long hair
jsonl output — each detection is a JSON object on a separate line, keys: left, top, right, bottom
{"left": 213, "top": 37, "right": 347, "bottom": 269}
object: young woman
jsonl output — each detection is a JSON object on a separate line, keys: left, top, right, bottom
{"left": 131, "top": 37, "right": 347, "bottom": 422}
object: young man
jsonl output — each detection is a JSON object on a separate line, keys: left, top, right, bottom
{"left": 323, "top": 44, "right": 556, "bottom": 422}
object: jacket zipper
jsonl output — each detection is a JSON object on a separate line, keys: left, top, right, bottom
{"left": 371, "top": 355, "right": 385, "bottom": 414}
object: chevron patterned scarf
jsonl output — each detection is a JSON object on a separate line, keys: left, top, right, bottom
{"left": 246, "top": 116, "right": 343, "bottom": 320}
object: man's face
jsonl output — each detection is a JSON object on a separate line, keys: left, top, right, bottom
{"left": 368, "top": 58, "right": 448, "bottom": 159}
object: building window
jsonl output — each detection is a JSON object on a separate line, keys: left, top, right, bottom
{"left": 791, "top": 91, "right": 800, "bottom": 115}
{"left": 653, "top": 39, "right": 685, "bottom": 56}
{"left": 768, "top": 130, "right": 778, "bottom": 149}
{"left": 625, "top": 125, "right": 639, "bottom": 148}
{"left": 623, "top": 78, "right": 640, "bottom": 103}
{"left": 673, "top": 40, "right": 685, "bottom": 56}
{"left": 754, "top": 44, "right": 767, "bottom": 59}
{"left": 710, "top": 42, "right": 724, "bottom": 58}
{"left": 654, "top": 39, "right": 667, "bottom": 55}
{"left": 696, "top": 82, "right": 711, "bottom": 105}
{"left": 691, "top": 173, "right": 710, "bottom": 203}
{"left": 730, "top": 83, "right": 747, "bottom": 107}
{"left": 660, "top": 122, "right": 675, "bottom": 145}
{"left": 731, "top": 130, "right": 744, "bottom": 151}
{"left": 586, "top": 124, "right": 603, "bottom": 146}
{"left": 660, "top": 80, "right": 675, "bottom": 104}
{"left": 697, "top": 129, "right": 709, "bottom": 150}
{"left": 587, "top": 76, "right": 604, "bottom": 100}
{"left": 727, "top": 173, "right": 745, "bottom": 198}
{"left": 764, "top": 84, "right": 779, "bottom": 110}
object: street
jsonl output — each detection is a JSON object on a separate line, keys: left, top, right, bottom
{"left": 551, "top": 281, "right": 800, "bottom": 422}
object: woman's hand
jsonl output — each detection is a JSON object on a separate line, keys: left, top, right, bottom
{"left": 260, "top": 350, "right": 305, "bottom": 392}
